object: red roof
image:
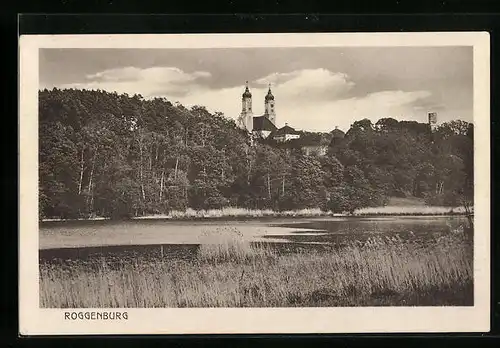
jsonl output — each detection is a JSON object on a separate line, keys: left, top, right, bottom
{"left": 253, "top": 116, "right": 277, "bottom": 131}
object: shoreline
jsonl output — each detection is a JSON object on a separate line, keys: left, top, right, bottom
{"left": 40, "top": 207, "right": 471, "bottom": 223}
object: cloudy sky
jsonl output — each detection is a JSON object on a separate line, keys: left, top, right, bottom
{"left": 39, "top": 47, "right": 472, "bottom": 132}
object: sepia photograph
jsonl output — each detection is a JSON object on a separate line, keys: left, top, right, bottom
{"left": 19, "top": 32, "right": 490, "bottom": 334}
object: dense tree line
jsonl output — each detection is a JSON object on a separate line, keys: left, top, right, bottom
{"left": 39, "top": 88, "right": 473, "bottom": 219}
{"left": 327, "top": 118, "right": 473, "bottom": 212}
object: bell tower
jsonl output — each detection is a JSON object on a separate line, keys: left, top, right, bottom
{"left": 239, "top": 81, "right": 253, "bottom": 132}
{"left": 264, "top": 83, "right": 276, "bottom": 125}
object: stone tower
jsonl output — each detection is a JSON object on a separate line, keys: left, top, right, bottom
{"left": 428, "top": 112, "right": 438, "bottom": 132}
{"left": 264, "top": 83, "right": 276, "bottom": 125}
{"left": 239, "top": 81, "right": 253, "bottom": 132}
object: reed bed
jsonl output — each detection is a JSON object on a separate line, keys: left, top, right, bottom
{"left": 133, "top": 205, "right": 468, "bottom": 221}
{"left": 40, "top": 225, "right": 473, "bottom": 308}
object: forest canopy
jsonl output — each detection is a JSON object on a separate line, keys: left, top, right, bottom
{"left": 39, "top": 88, "right": 474, "bottom": 219}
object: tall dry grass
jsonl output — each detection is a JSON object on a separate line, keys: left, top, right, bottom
{"left": 134, "top": 207, "right": 329, "bottom": 220}
{"left": 196, "top": 227, "right": 276, "bottom": 263}
{"left": 40, "top": 228, "right": 473, "bottom": 308}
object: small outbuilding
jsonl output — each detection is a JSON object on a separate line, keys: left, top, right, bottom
{"left": 328, "top": 126, "right": 346, "bottom": 147}
{"left": 272, "top": 124, "right": 301, "bottom": 143}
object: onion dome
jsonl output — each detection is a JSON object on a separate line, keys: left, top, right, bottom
{"left": 242, "top": 81, "right": 252, "bottom": 98}
{"left": 265, "top": 84, "right": 274, "bottom": 101}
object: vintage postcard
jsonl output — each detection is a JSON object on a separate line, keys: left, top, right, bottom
{"left": 19, "top": 32, "right": 490, "bottom": 335}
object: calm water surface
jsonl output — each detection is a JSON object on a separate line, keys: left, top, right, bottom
{"left": 39, "top": 216, "right": 467, "bottom": 262}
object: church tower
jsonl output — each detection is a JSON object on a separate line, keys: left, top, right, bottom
{"left": 239, "top": 81, "right": 253, "bottom": 132}
{"left": 264, "top": 84, "right": 276, "bottom": 125}
{"left": 428, "top": 112, "right": 438, "bottom": 132}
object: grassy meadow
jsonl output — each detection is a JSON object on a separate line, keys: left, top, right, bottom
{"left": 353, "top": 205, "right": 467, "bottom": 216}
{"left": 353, "top": 196, "right": 468, "bottom": 216}
{"left": 40, "top": 225, "right": 473, "bottom": 308}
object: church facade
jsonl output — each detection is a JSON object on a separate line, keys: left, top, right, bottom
{"left": 238, "top": 82, "right": 293, "bottom": 140}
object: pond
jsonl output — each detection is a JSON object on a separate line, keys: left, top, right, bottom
{"left": 39, "top": 215, "right": 468, "bottom": 262}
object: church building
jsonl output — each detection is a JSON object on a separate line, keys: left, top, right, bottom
{"left": 237, "top": 82, "right": 348, "bottom": 155}
{"left": 239, "top": 82, "right": 300, "bottom": 141}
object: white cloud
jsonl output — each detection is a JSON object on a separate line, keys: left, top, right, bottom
{"left": 279, "top": 89, "right": 434, "bottom": 132}
{"left": 59, "top": 66, "right": 211, "bottom": 97}
{"left": 51, "top": 67, "right": 439, "bottom": 132}
{"left": 256, "top": 69, "right": 354, "bottom": 100}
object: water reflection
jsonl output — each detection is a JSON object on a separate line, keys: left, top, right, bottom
{"left": 39, "top": 216, "right": 467, "bottom": 262}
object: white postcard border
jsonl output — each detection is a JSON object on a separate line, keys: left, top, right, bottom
{"left": 19, "top": 32, "right": 490, "bottom": 335}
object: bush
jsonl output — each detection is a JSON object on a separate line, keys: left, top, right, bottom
{"left": 327, "top": 185, "right": 388, "bottom": 214}
{"left": 204, "top": 195, "right": 230, "bottom": 210}
{"left": 425, "top": 192, "right": 462, "bottom": 207}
